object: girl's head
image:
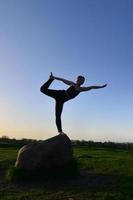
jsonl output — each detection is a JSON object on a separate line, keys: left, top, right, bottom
{"left": 76, "top": 75, "right": 85, "bottom": 85}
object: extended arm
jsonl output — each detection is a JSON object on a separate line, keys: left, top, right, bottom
{"left": 80, "top": 84, "right": 107, "bottom": 92}
{"left": 54, "top": 76, "right": 75, "bottom": 86}
{"left": 49, "top": 72, "right": 74, "bottom": 85}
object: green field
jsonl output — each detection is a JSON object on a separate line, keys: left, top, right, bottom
{"left": 0, "top": 146, "right": 133, "bottom": 200}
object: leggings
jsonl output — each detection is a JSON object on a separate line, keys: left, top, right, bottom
{"left": 40, "top": 78, "right": 67, "bottom": 132}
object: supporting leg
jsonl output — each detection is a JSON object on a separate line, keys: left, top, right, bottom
{"left": 55, "top": 101, "right": 64, "bottom": 133}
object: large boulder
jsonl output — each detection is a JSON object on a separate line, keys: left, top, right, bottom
{"left": 15, "top": 134, "right": 73, "bottom": 171}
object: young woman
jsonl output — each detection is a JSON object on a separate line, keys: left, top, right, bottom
{"left": 40, "top": 72, "right": 107, "bottom": 135}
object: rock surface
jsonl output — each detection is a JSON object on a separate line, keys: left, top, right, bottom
{"left": 15, "top": 134, "right": 73, "bottom": 171}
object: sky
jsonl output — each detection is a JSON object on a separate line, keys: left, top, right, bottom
{"left": 0, "top": 0, "right": 133, "bottom": 142}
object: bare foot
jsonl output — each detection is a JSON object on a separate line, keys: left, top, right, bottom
{"left": 58, "top": 131, "right": 66, "bottom": 135}
{"left": 49, "top": 72, "right": 54, "bottom": 80}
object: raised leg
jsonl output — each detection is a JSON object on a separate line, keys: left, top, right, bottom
{"left": 40, "top": 78, "right": 58, "bottom": 99}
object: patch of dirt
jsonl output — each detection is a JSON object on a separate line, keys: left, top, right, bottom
{"left": 70, "top": 170, "right": 113, "bottom": 188}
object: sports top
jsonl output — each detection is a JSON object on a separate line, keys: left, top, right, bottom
{"left": 66, "top": 85, "right": 80, "bottom": 100}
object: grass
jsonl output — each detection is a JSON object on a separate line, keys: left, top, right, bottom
{"left": 0, "top": 147, "right": 18, "bottom": 170}
{"left": 74, "top": 146, "right": 133, "bottom": 175}
{"left": 0, "top": 145, "right": 133, "bottom": 199}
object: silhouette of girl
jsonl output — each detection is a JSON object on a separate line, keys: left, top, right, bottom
{"left": 40, "top": 72, "right": 107, "bottom": 135}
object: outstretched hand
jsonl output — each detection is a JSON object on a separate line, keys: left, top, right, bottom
{"left": 101, "top": 84, "right": 107, "bottom": 88}
{"left": 49, "top": 72, "right": 54, "bottom": 80}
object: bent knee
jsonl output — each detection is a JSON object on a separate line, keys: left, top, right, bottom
{"left": 40, "top": 86, "right": 47, "bottom": 94}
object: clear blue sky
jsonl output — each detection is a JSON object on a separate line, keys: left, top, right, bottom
{"left": 0, "top": 0, "right": 132, "bottom": 142}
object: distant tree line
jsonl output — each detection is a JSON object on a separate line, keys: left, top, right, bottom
{"left": 0, "top": 136, "right": 36, "bottom": 148}
{"left": 0, "top": 136, "right": 132, "bottom": 150}
{"left": 72, "top": 140, "right": 133, "bottom": 150}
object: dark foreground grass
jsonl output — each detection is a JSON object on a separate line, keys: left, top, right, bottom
{"left": 0, "top": 146, "right": 133, "bottom": 200}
